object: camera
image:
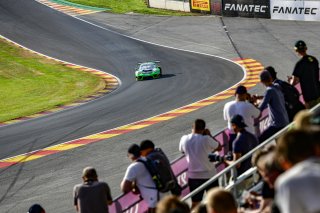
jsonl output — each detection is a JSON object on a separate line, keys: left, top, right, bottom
{"left": 208, "top": 152, "right": 233, "bottom": 163}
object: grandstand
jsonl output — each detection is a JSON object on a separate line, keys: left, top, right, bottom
{"left": 109, "top": 84, "right": 320, "bottom": 212}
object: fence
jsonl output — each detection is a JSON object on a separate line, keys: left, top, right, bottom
{"left": 109, "top": 98, "right": 273, "bottom": 212}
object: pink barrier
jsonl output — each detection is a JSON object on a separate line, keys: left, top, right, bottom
{"left": 110, "top": 84, "right": 302, "bottom": 213}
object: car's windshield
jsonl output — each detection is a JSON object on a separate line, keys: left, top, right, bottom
{"left": 140, "top": 63, "right": 155, "bottom": 70}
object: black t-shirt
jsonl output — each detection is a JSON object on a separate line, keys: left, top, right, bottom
{"left": 262, "top": 181, "right": 274, "bottom": 199}
{"left": 233, "top": 130, "right": 258, "bottom": 175}
{"left": 293, "top": 55, "right": 320, "bottom": 102}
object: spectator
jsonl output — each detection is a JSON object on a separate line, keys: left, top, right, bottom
{"left": 206, "top": 187, "right": 237, "bottom": 213}
{"left": 156, "top": 195, "right": 190, "bottom": 213}
{"left": 28, "top": 204, "right": 45, "bottom": 213}
{"left": 224, "top": 114, "right": 258, "bottom": 177}
{"left": 179, "top": 119, "right": 221, "bottom": 209}
{"left": 140, "top": 140, "right": 182, "bottom": 196}
{"left": 254, "top": 71, "right": 289, "bottom": 143}
{"left": 265, "top": 66, "right": 305, "bottom": 122}
{"left": 73, "top": 167, "right": 113, "bottom": 213}
{"left": 223, "top": 85, "right": 260, "bottom": 150}
{"left": 193, "top": 203, "right": 207, "bottom": 213}
{"left": 288, "top": 40, "right": 320, "bottom": 109}
{"left": 251, "top": 146, "right": 283, "bottom": 213}
{"left": 121, "top": 144, "right": 159, "bottom": 213}
{"left": 275, "top": 129, "right": 320, "bottom": 213}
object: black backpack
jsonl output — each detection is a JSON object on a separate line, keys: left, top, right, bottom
{"left": 275, "top": 80, "right": 305, "bottom": 121}
{"left": 138, "top": 148, "right": 182, "bottom": 195}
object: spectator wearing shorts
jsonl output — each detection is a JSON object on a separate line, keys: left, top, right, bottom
{"left": 289, "top": 40, "right": 320, "bottom": 109}
{"left": 179, "top": 119, "right": 221, "bottom": 209}
{"left": 121, "top": 144, "right": 159, "bottom": 213}
{"left": 73, "top": 167, "right": 113, "bottom": 213}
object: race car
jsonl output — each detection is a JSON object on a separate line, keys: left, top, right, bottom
{"left": 135, "top": 61, "right": 162, "bottom": 81}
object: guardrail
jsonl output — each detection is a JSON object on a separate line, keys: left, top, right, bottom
{"left": 109, "top": 84, "right": 307, "bottom": 213}
{"left": 182, "top": 103, "right": 320, "bottom": 206}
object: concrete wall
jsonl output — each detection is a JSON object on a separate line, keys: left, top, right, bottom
{"left": 149, "top": 0, "right": 190, "bottom": 12}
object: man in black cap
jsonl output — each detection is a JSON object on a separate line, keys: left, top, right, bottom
{"left": 223, "top": 85, "right": 260, "bottom": 151}
{"left": 254, "top": 71, "right": 289, "bottom": 143}
{"left": 288, "top": 40, "right": 320, "bottom": 109}
{"left": 224, "top": 114, "right": 258, "bottom": 176}
{"left": 265, "top": 66, "right": 305, "bottom": 122}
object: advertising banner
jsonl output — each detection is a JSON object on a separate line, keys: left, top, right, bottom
{"left": 271, "top": 0, "right": 320, "bottom": 21}
{"left": 190, "top": 0, "right": 211, "bottom": 12}
{"left": 222, "top": 0, "right": 270, "bottom": 18}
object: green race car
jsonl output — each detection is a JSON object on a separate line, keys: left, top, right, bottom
{"left": 135, "top": 61, "right": 162, "bottom": 81}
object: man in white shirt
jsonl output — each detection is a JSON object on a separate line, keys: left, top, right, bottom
{"left": 179, "top": 119, "right": 221, "bottom": 209}
{"left": 121, "top": 144, "right": 160, "bottom": 213}
{"left": 275, "top": 129, "right": 320, "bottom": 213}
{"left": 223, "top": 85, "right": 260, "bottom": 150}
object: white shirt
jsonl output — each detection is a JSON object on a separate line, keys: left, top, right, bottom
{"left": 275, "top": 157, "right": 320, "bottom": 213}
{"left": 123, "top": 158, "right": 161, "bottom": 208}
{"left": 223, "top": 100, "right": 260, "bottom": 134}
{"left": 179, "top": 133, "right": 219, "bottom": 179}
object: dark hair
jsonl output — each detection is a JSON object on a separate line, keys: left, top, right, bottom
{"left": 194, "top": 119, "right": 206, "bottom": 131}
{"left": 128, "top": 144, "right": 141, "bottom": 158}
{"left": 265, "top": 66, "right": 277, "bottom": 80}
{"left": 28, "top": 204, "right": 45, "bottom": 213}
{"left": 140, "top": 140, "right": 155, "bottom": 151}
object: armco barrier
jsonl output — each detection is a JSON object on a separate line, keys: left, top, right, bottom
{"left": 149, "top": 0, "right": 190, "bottom": 12}
{"left": 109, "top": 110, "right": 271, "bottom": 212}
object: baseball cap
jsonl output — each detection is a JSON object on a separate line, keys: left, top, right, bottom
{"left": 231, "top": 114, "right": 247, "bottom": 128}
{"left": 28, "top": 204, "right": 45, "bottom": 213}
{"left": 235, "top": 85, "right": 247, "bottom": 95}
{"left": 294, "top": 40, "right": 307, "bottom": 51}
{"left": 128, "top": 144, "right": 140, "bottom": 157}
{"left": 260, "top": 70, "right": 272, "bottom": 82}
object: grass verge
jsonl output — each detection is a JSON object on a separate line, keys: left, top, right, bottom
{"left": 0, "top": 39, "right": 105, "bottom": 122}
{"left": 67, "top": 0, "right": 193, "bottom": 15}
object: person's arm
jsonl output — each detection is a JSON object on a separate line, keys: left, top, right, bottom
{"left": 288, "top": 75, "right": 299, "bottom": 85}
{"left": 225, "top": 152, "right": 242, "bottom": 168}
{"left": 258, "top": 90, "right": 271, "bottom": 111}
{"left": 105, "top": 183, "right": 113, "bottom": 205}
{"left": 73, "top": 186, "right": 79, "bottom": 212}
{"left": 179, "top": 136, "right": 185, "bottom": 154}
{"left": 120, "top": 179, "right": 134, "bottom": 193}
{"left": 204, "top": 129, "right": 222, "bottom": 151}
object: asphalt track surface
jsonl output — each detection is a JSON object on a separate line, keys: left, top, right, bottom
{"left": 1, "top": 0, "right": 320, "bottom": 212}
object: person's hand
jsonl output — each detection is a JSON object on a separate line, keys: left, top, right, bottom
{"left": 203, "top": 129, "right": 212, "bottom": 136}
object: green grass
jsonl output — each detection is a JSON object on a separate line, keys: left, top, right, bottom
{"left": 0, "top": 39, "right": 105, "bottom": 122}
{"left": 67, "top": 0, "right": 193, "bottom": 15}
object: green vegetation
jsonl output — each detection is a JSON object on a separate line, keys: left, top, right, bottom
{"left": 0, "top": 39, "right": 105, "bottom": 122}
{"left": 67, "top": 0, "right": 192, "bottom": 15}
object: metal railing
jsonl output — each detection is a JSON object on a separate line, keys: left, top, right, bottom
{"left": 182, "top": 103, "right": 320, "bottom": 204}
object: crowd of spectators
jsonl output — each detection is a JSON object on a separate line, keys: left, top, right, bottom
{"left": 28, "top": 40, "right": 320, "bottom": 213}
